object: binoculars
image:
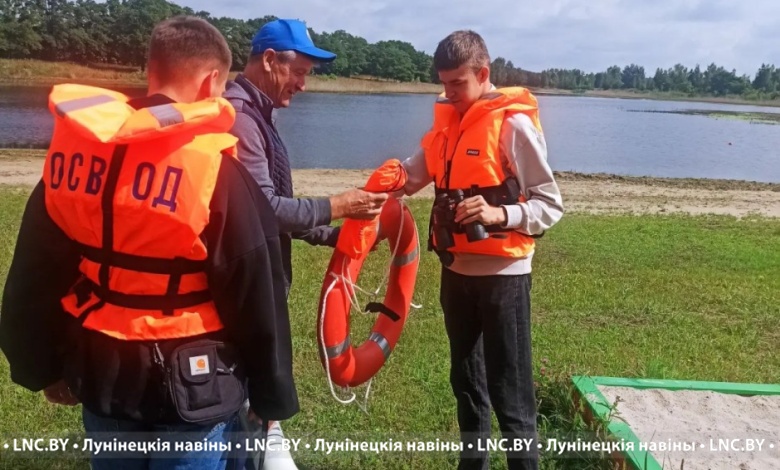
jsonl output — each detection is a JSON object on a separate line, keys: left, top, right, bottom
{"left": 431, "top": 189, "right": 489, "bottom": 251}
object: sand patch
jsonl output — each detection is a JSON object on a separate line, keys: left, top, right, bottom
{"left": 2, "top": 152, "right": 779, "bottom": 218}
{"left": 598, "top": 386, "right": 780, "bottom": 470}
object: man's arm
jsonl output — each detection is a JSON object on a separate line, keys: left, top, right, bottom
{"left": 231, "top": 113, "right": 332, "bottom": 233}
{"left": 0, "top": 182, "right": 81, "bottom": 392}
{"left": 231, "top": 113, "right": 385, "bottom": 232}
{"left": 498, "top": 114, "right": 564, "bottom": 235}
{"left": 203, "top": 156, "right": 298, "bottom": 421}
{"left": 291, "top": 225, "right": 341, "bottom": 248}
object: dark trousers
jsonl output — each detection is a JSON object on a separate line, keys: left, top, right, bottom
{"left": 440, "top": 268, "right": 539, "bottom": 470}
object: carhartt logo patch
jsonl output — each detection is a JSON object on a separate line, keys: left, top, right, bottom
{"left": 189, "top": 355, "right": 210, "bottom": 376}
{"left": 466, "top": 149, "right": 480, "bottom": 156}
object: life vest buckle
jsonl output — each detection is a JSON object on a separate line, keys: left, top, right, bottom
{"left": 73, "top": 278, "right": 93, "bottom": 308}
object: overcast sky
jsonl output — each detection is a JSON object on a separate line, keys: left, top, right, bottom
{"left": 176, "top": 0, "right": 778, "bottom": 77}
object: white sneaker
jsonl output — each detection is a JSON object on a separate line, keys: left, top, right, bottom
{"left": 262, "top": 421, "right": 299, "bottom": 470}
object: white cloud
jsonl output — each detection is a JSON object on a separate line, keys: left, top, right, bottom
{"left": 176, "top": 0, "right": 779, "bottom": 77}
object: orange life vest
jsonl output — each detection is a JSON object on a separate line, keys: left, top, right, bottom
{"left": 421, "top": 87, "right": 542, "bottom": 258}
{"left": 42, "top": 84, "right": 238, "bottom": 341}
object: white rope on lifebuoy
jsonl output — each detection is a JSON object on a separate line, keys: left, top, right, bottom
{"left": 318, "top": 274, "right": 357, "bottom": 405}
{"left": 317, "top": 198, "right": 423, "bottom": 410}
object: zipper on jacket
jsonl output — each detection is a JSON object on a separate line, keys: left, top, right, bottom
{"left": 152, "top": 342, "right": 165, "bottom": 368}
{"left": 151, "top": 342, "right": 172, "bottom": 410}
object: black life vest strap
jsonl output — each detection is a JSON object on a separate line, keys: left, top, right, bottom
{"left": 79, "top": 278, "right": 211, "bottom": 312}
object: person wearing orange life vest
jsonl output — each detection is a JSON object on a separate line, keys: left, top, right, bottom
{"left": 0, "top": 17, "right": 296, "bottom": 469}
{"left": 397, "top": 31, "right": 564, "bottom": 470}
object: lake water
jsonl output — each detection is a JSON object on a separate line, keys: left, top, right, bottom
{"left": 2, "top": 85, "right": 779, "bottom": 182}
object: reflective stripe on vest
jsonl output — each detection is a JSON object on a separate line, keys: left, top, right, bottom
{"left": 44, "top": 84, "right": 238, "bottom": 341}
{"left": 421, "top": 87, "right": 541, "bottom": 259}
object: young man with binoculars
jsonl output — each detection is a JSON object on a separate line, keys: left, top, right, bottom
{"left": 398, "top": 30, "right": 564, "bottom": 470}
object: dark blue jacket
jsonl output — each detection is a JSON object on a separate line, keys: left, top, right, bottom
{"left": 225, "top": 74, "right": 339, "bottom": 288}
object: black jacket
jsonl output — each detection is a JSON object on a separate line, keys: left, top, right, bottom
{"left": 0, "top": 94, "right": 299, "bottom": 423}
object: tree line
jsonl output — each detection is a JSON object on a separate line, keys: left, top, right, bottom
{"left": 2, "top": 0, "right": 779, "bottom": 98}
{"left": 0, "top": 0, "right": 435, "bottom": 80}
{"left": 498, "top": 62, "right": 780, "bottom": 99}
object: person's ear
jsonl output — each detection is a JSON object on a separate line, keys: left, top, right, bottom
{"left": 196, "top": 69, "right": 220, "bottom": 100}
{"left": 262, "top": 49, "right": 277, "bottom": 73}
{"left": 477, "top": 65, "right": 490, "bottom": 84}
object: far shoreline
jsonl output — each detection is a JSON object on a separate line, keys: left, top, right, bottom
{"left": 3, "top": 59, "right": 780, "bottom": 107}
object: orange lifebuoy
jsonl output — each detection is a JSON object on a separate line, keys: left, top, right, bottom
{"left": 317, "top": 161, "right": 419, "bottom": 388}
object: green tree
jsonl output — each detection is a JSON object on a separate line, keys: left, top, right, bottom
{"left": 621, "top": 64, "right": 645, "bottom": 89}
{"left": 688, "top": 65, "right": 704, "bottom": 92}
{"left": 0, "top": 0, "right": 43, "bottom": 58}
{"left": 507, "top": 65, "right": 526, "bottom": 87}
{"left": 0, "top": 0, "right": 776, "bottom": 93}
{"left": 753, "top": 63, "right": 777, "bottom": 93}
{"left": 490, "top": 57, "right": 508, "bottom": 86}
{"left": 540, "top": 70, "right": 550, "bottom": 88}
{"left": 653, "top": 68, "right": 671, "bottom": 91}
{"left": 602, "top": 65, "right": 622, "bottom": 89}
{"left": 594, "top": 72, "right": 604, "bottom": 89}
{"left": 314, "top": 30, "right": 369, "bottom": 77}
{"left": 703, "top": 63, "right": 748, "bottom": 96}
{"left": 113, "top": 0, "right": 187, "bottom": 69}
{"left": 411, "top": 50, "right": 432, "bottom": 82}
{"left": 38, "top": 0, "right": 71, "bottom": 61}
{"left": 668, "top": 64, "right": 692, "bottom": 93}
{"left": 375, "top": 39, "right": 430, "bottom": 81}
{"left": 210, "top": 16, "right": 272, "bottom": 71}
{"left": 365, "top": 41, "right": 415, "bottom": 81}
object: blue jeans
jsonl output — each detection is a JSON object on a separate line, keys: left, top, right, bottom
{"left": 82, "top": 407, "right": 244, "bottom": 470}
{"left": 440, "top": 268, "right": 539, "bottom": 470}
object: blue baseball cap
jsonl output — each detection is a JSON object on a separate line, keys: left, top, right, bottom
{"left": 251, "top": 19, "right": 336, "bottom": 62}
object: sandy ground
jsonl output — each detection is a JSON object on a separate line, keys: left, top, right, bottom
{"left": 599, "top": 386, "right": 780, "bottom": 470}
{"left": 2, "top": 151, "right": 779, "bottom": 217}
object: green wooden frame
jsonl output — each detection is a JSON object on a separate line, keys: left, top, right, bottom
{"left": 571, "top": 376, "right": 780, "bottom": 470}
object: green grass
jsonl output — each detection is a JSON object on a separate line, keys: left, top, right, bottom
{"left": 0, "top": 188, "right": 778, "bottom": 469}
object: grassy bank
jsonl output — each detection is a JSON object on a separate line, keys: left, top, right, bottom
{"left": 305, "top": 75, "right": 441, "bottom": 94}
{"left": 0, "top": 186, "right": 778, "bottom": 469}
{"left": 0, "top": 59, "right": 441, "bottom": 94}
{"left": 0, "top": 59, "right": 146, "bottom": 87}
{"left": 6, "top": 59, "right": 780, "bottom": 105}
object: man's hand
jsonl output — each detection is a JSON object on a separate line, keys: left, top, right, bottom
{"left": 454, "top": 196, "right": 507, "bottom": 226}
{"left": 330, "top": 189, "right": 388, "bottom": 220}
{"left": 43, "top": 380, "right": 79, "bottom": 406}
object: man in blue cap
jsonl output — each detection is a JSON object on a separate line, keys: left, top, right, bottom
{"left": 225, "top": 18, "right": 388, "bottom": 291}
{"left": 224, "top": 18, "right": 388, "bottom": 470}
